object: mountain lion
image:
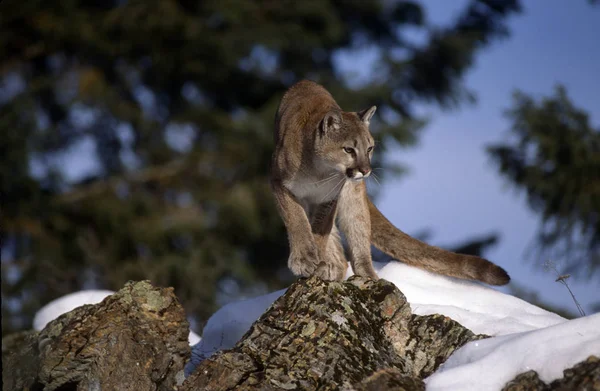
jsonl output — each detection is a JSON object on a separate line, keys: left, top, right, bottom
{"left": 271, "top": 80, "right": 510, "bottom": 285}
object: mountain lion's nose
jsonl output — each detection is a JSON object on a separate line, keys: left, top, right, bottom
{"left": 358, "top": 167, "right": 371, "bottom": 176}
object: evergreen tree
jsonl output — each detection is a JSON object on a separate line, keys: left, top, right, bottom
{"left": 0, "top": 0, "right": 520, "bottom": 335}
{"left": 488, "top": 86, "right": 600, "bottom": 278}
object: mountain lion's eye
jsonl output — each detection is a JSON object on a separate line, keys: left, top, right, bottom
{"left": 367, "top": 146, "right": 373, "bottom": 152}
{"left": 343, "top": 147, "right": 353, "bottom": 154}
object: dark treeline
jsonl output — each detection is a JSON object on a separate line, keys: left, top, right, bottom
{"left": 1, "top": 0, "right": 596, "bottom": 335}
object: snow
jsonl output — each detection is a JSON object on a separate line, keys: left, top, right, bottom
{"left": 33, "top": 290, "right": 116, "bottom": 331}
{"left": 372, "top": 262, "right": 567, "bottom": 335}
{"left": 32, "top": 289, "right": 201, "bottom": 345}
{"left": 425, "top": 313, "right": 600, "bottom": 390}
{"left": 33, "top": 262, "right": 599, "bottom": 390}
{"left": 187, "top": 288, "right": 287, "bottom": 368}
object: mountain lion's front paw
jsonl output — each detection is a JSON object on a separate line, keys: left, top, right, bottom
{"left": 288, "top": 243, "right": 320, "bottom": 277}
{"left": 315, "top": 261, "right": 346, "bottom": 281}
{"left": 353, "top": 264, "right": 379, "bottom": 281}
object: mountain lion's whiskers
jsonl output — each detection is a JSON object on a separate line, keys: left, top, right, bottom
{"left": 320, "top": 177, "right": 345, "bottom": 203}
{"left": 311, "top": 174, "right": 339, "bottom": 186}
{"left": 370, "top": 172, "right": 381, "bottom": 187}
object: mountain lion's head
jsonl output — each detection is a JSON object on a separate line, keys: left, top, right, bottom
{"left": 314, "top": 106, "right": 376, "bottom": 181}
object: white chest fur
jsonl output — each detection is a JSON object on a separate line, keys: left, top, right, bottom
{"left": 284, "top": 172, "right": 346, "bottom": 206}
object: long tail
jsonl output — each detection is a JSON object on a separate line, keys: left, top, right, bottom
{"left": 368, "top": 199, "right": 510, "bottom": 286}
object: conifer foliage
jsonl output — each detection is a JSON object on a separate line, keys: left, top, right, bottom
{"left": 488, "top": 86, "right": 600, "bottom": 277}
{"left": 0, "top": 0, "right": 520, "bottom": 335}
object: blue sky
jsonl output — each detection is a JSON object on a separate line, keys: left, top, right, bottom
{"left": 376, "top": 0, "right": 599, "bottom": 314}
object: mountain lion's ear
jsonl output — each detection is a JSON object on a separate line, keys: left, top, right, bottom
{"left": 358, "top": 106, "right": 377, "bottom": 125}
{"left": 321, "top": 111, "right": 341, "bottom": 134}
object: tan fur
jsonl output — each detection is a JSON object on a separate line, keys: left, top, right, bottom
{"left": 271, "top": 80, "right": 510, "bottom": 285}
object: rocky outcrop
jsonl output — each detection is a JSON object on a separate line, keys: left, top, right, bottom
{"left": 181, "top": 276, "right": 480, "bottom": 390}
{"left": 503, "top": 355, "right": 600, "bottom": 391}
{"left": 2, "top": 330, "right": 41, "bottom": 391}
{"left": 3, "top": 277, "right": 598, "bottom": 391}
{"left": 354, "top": 368, "right": 425, "bottom": 391}
{"left": 2, "top": 280, "right": 190, "bottom": 391}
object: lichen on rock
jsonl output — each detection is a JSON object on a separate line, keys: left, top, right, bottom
{"left": 2, "top": 280, "right": 190, "bottom": 391}
{"left": 183, "top": 276, "right": 481, "bottom": 390}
